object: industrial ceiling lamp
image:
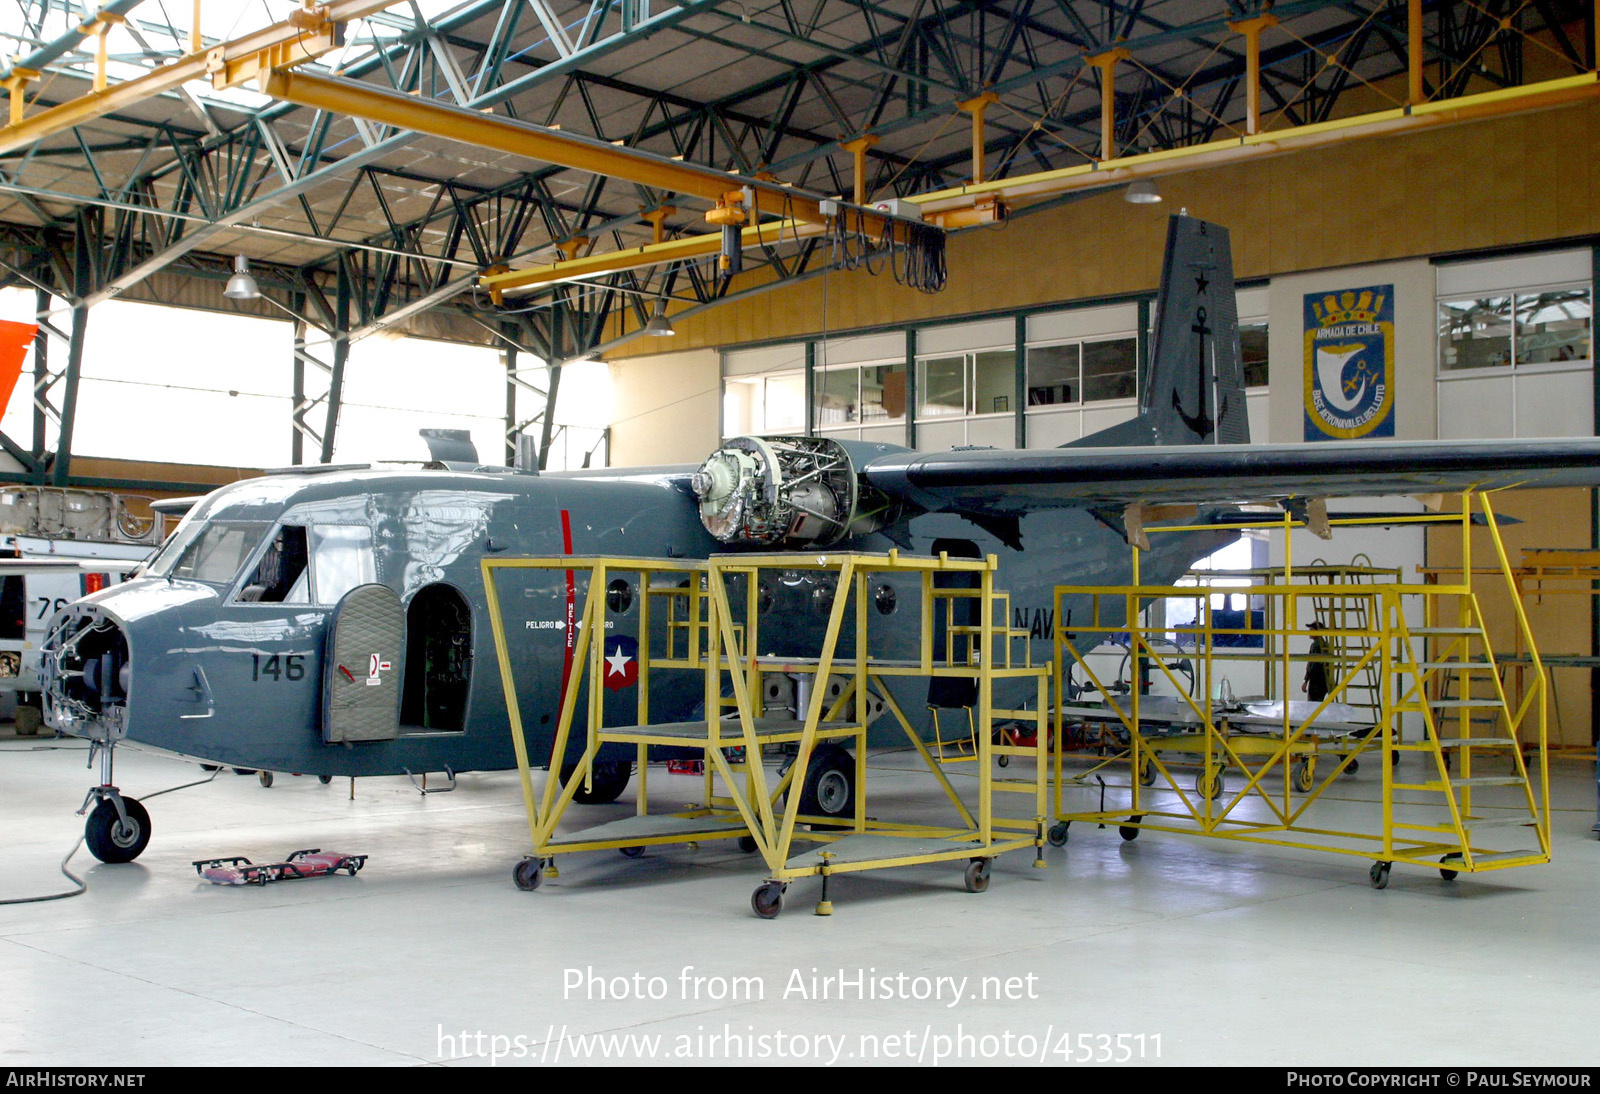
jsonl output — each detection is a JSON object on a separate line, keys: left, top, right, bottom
{"left": 643, "top": 299, "right": 675, "bottom": 337}
{"left": 1124, "top": 179, "right": 1162, "bottom": 204}
{"left": 224, "top": 255, "right": 261, "bottom": 300}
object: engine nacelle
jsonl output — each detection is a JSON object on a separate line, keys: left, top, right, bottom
{"left": 692, "top": 436, "right": 897, "bottom": 548}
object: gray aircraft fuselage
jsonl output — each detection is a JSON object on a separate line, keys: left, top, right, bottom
{"left": 40, "top": 461, "right": 1233, "bottom": 778}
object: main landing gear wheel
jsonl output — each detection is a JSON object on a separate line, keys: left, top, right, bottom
{"left": 1047, "top": 822, "right": 1070, "bottom": 847}
{"left": 963, "top": 858, "right": 992, "bottom": 893}
{"left": 793, "top": 744, "right": 856, "bottom": 827}
{"left": 1439, "top": 853, "right": 1463, "bottom": 882}
{"left": 1369, "top": 861, "right": 1391, "bottom": 890}
{"left": 751, "top": 881, "right": 785, "bottom": 919}
{"left": 737, "top": 835, "right": 759, "bottom": 854}
{"left": 561, "top": 761, "right": 632, "bottom": 805}
{"left": 13, "top": 704, "right": 42, "bottom": 736}
{"left": 512, "top": 858, "right": 543, "bottom": 891}
{"left": 84, "top": 798, "right": 151, "bottom": 864}
{"left": 318, "top": 775, "right": 333, "bottom": 785}
{"left": 258, "top": 771, "right": 274, "bottom": 788}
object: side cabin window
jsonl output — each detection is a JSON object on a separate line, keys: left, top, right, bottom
{"left": 239, "top": 526, "right": 310, "bottom": 603}
{"left": 310, "top": 526, "right": 376, "bottom": 606}
{"left": 235, "top": 524, "right": 375, "bottom": 606}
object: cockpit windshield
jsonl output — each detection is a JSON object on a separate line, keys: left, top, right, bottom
{"left": 150, "top": 521, "right": 269, "bottom": 585}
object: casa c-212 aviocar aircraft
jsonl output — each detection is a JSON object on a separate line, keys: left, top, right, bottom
{"left": 38, "top": 213, "right": 1600, "bottom": 864}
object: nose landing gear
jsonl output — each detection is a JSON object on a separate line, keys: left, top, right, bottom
{"left": 78, "top": 740, "right": 151, "bottom": 864}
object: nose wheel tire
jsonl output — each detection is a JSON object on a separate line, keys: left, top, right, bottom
{"left": 258, "top": 771, "right": 274, "bottom": 788}
{"left": 84, "top": 797, "right": 151, "bottom": 864}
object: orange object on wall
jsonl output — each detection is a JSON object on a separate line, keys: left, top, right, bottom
{"left": 0, "top": 319, "right": 37, "bottom": 416}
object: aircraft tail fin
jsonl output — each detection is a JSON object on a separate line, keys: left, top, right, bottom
{"left": 1070, "top": 214, "right": 1249, "bottom": 448}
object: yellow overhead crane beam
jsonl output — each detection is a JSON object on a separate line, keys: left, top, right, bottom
{"left": 477, "top": 218, "right": 825, "bottom": 296}
{"left": 0, "top": 1, "right": 396, "bottom": 156}
{"left": 908, "top": 71, "right": 1600, "bottom": 216}
{"left": 257, "top": 70, "right": 924, "bottom": 300}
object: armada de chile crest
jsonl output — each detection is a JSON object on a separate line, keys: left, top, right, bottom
{"left": 1304, "top": 286, "right": 1396, "bottom": 441}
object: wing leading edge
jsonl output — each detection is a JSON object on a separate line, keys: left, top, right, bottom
{"left": 861, "top": 437, "right": 1600, "bottom": 516}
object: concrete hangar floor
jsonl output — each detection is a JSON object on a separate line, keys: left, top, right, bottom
{"left": 2, "top": 727, "right": 1597, "bottom": 1068}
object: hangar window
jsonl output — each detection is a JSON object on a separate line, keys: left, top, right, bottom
{"left": 816, "top": 362, "right": 907, "bottom": 426}
{"left": 916, "top": 349, "right": 1017, "bottom": 418}
{"left": 1241, "top": 322, "right": 1270, "bottom": 388}
{"left": 1080, "top": 337, "right": 1138, "bottom": 402}
{"left": 724, "top": 371, "right": 805, "bottom": 435}
{"left": 1439, "top": 290, "right": 1592, "bottom": 370}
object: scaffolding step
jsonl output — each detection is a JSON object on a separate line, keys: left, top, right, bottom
{"left": 1415, "top": 661, "right": 1492, "bottom": 670}
{"left": 1448, "top": 776, "right": 1527, "bottom": 788}
{"left": 1458, "top": 816, "right": 1536, "bottom": 831}
{"left": 784, "top": 834, "right": 979, "bottom": 869}
{"left": 1428, "top": 698, "right": 1505, "bottom": 709}
{"left": 1435, "top": 737, "right": 1518, "bottom": 748}
{"left": 1460, "top": 850, "right": 1545, "bottom": 867}
{"left": 1408, "top": 627, "right": 1482, "bottom": 636}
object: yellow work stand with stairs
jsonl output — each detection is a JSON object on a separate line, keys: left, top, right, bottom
{"left": 1049, "top": 494, "right": 1550, "bottom": 888}
{"left": 483, "top": 550, "right": 1048, "bottom": 917}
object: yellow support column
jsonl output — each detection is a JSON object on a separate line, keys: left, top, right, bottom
{"left": 955, "top": 93, "right": 998, "bottom": 183}
{"left": 1409, "top": 0, "right": 1426, "bottom": 103}
{"left": 1228, "top": 14, "right": 1278, "bottom": 134}
{"left": 840, "top": 135, "right": 879, "bottom": 203}
{"left": 1084, "top": 49, "right": 1129, "bottom": 159}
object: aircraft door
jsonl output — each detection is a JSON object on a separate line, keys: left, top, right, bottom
{"left": 322, "top": 583, "right": 405, "bottom": 743}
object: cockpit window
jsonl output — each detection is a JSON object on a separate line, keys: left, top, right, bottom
{"left": 310, "top": 525, "right": 376, "bottom": 605}
{"left": 238, "top": 526, "right": 310, "bottom": 604}
{"left": 164, "top": 522, "right": 268, "bottom": 585}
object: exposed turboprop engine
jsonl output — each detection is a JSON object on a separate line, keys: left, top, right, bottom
{"left": 692, "top": 435, "right": 898, "bottom": 548}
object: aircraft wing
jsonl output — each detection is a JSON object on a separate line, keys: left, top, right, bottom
{"left": 861, "top": 437, "right": 1600, "bottom": 515}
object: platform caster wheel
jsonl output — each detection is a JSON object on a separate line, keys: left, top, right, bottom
{"left": 258, "top": 771, "right": 274, "bottom": 788}
{"left": 1047, "top": 821, "right": 1070, "bottom": 847}
{"left": 1347, "top": 758, "right": 1361, "bottom": 776}
{"left": 1369, "top": 861, "right": 1391, "bottom": 890}
{"left": 512, "top": 858, "right": 543, "bottom": 892}
{"left": 751, "top": 882, "right": 785, "bottom": 919}
{"left": 1391, "top": 750, "right": 1401, "bottom": 769}
{"left": 1118, "top": 824, "right": 1140, "bottom": 842}
{"left": 619, "top": 846, "right": 645, "bottom": 859}
{"left": 963, "top": 858, "right": 992, "bottom": 893}
{"left": 737, "top": 835, "right": 759, "bottom": 854}
{"left": 318, "top": 774, "right": 333, "bottom": 785}
{"left": 997, "top": 753, "right": 1010, "bottom": 768}
{"left": 1439, "top": 854, "right": 1462, "bottom": 882}
{"left": 1293, "top": 759, "right": 1314, "bottom": 793}
{"left": 84, "top": 797, "right": 151, "bottom": 864}
{"left": 1197, "top": 770, "right": 1224, "bottom": 801}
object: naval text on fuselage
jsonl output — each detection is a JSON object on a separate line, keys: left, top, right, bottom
{"left": 562, "top": 965, "right": 1039, "bottom": 1008}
